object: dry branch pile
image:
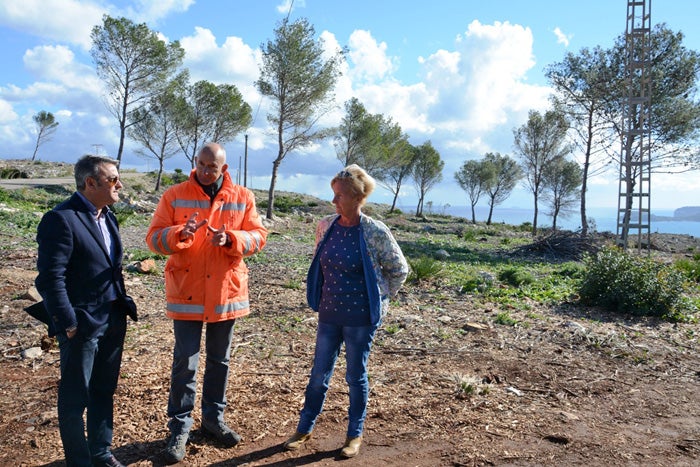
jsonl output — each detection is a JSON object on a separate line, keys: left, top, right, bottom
{"left": 512, "top": 230, "right": 603, "bottom": 261}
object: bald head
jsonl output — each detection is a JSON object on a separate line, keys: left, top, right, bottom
{"left": 195, "top": 142, "right": 228, "bottom": 186}
{"left": 199, "top": 142, "right": 226, "bottom": 163}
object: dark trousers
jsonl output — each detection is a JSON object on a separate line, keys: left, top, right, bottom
{"left": 167, "top": 319, "right": 236, "bottom": 435}
{"left": 56, "top": 311, "right": 127, "bottom": 466}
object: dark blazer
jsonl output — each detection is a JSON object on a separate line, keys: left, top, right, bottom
{"left": 35, "top": 192, "right": 137, "bottom": 337}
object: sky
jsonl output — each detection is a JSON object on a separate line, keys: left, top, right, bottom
{"left": 1, "top": 0, "right": 699, "bottom": 213}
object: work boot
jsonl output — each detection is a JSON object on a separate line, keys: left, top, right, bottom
{"left": 340, "top": 436, "right": 362, "bottom": 458}
{"left": 201, "top": 420, "right": 243, "bottom": 447}
{"left": 283, "top": 431, "right": 312, "bottom": 450}
{"left": 163, "top": 431, "right": 188, "bottom": 464}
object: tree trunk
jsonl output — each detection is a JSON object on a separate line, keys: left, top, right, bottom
{"left": 31, "top": 136, "right": 40, "bottom": 162}
{"left": 532, "top": 193, "right": 539, "bottom": 236}
{"left": 580, "top": 109, "right": 594, "bottom": 236}
{"left": 266, "top": 157, "right": 282, "bottom": 220}
{"left": 415, "top": 194, "right": 423, "bottom": 217}
{"left": 155, "top": 158, "right": 164, "bottom": 191}
{"left": 390, "top": 192, "right": 399, "bottom": 213}
{"left": 487, "top": 200, "right": 495, "bottom": 226}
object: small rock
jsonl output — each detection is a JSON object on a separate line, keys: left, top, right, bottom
{"left": 479, "top": 271, "right": 496, "bottom": 282}
{"left": 559, "top": 411, "right": 580, "bottom": 421}
{"left": 128, "top": 258, "right": 156, "bottom": 274}
{"left": 462, "top": 322, "right": 489, "bottom": 332}
{"left": 21, "top": 347, "right": 43, "bottom": 360}
{"left": 22, "top": 287, "right": 42, "bottom": 302}
{"left": 564, "top": 321, "right": 586, "bottom": 333}
{"left": 506, "top": 386, "right": 523, "bottom": 397}
{"left": 399, "top": 315, "right": 423, "bottom": 327}
{"left": 434, "top": 249, "right": 450, "bottom": 260}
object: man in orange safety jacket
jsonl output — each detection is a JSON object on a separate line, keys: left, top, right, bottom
{"left": 146, "top": 142, "right": 267, "bottom": 464}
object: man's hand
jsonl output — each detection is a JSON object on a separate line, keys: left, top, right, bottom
{"left": 208, "top": 224, "right": 231, "bottom": 247}
{"left": 180, "top": 212, "right": 208, "bottom": 241}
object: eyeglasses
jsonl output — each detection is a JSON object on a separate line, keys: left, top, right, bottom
{"left": 337, "top": 170, "right": 352, "bottom": 178}
{"left": 104, "top": 176, "right": 120, "bottom": 187}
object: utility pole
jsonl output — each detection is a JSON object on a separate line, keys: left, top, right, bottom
{"left": 244, "top": 133, "right": 249, "bottom": 188}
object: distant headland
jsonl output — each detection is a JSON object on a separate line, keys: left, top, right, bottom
{"left": 652, "top": 206, "right": 700, "bottom": 222}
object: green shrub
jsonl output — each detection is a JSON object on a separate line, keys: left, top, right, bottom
{"left": 494, "top": 311, "right": 518, "bottom": 326}
{"left": 579, "top": 246, "right": 692, "bottom": 319}
{"left": 517, "top": 222, "right": 533, "bottom": 232}
{"left": 458, "top": 271, "right": 495, "bottom": 294}
{"left": 407, "top": 256, "right": 445, "bottom": 283}
{"left": 257, "top": 194, "right": 308, "bottom": 213}
{"left": 674, "top": 254, "right": 700, "bottom": 283}
{"left": 555, "top": 262, "right": 586, "bottom": 279}
{"left": 498, "top": 266, "right": 535, "bottom": 287}
{"left": 111, "top": 204, "right": 136, "bottom": 226}
{"left": 462, "top": 230, "right": 478, "bottom": 242}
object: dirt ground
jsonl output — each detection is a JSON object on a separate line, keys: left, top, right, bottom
{"left": 0, "top": 173, "right": 698, "bottom": 466}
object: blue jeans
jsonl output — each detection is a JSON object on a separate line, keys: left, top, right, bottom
{"left": 167, "top": 319, "right": 236, "bottom": 435}
{"left": 296, "top": 322, "right": 378, "bottom": 438}
{"left": 56, "top": 311, "right": 126, "bottom": 467}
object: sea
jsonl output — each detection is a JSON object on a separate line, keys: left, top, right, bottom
{"left": 396, "top": 205, "right": 700, "bottom": 237}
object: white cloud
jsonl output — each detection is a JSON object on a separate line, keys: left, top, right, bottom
{"left": 553, "top": 27, "right": 572, "bottom": 47}
{"left": 0, "top": 0, "right": 104, "bottom": 49}
{"left": 0, "top": 99, "right": 19, "bottom": 123}
{"left": 357, "top": 80, "right": 433, "bottom": 134}
{"left": 317, "top": 21, "right": 554, "bottom": 188}
{"left": 23, "top": 45, "right": 100, "bottom": 92}
{"left": 275, "top": 0, "right": 306, "bottom": 15}
{"left": 347, "top": 30, "right": 396, "bottom": 82}
{"left": 128, "top": 0, "right": 195, "bottom": 23}
{"left": 180, "top": 27, "right": 259, "bottom": 92}
{"left": 448, "top": 20, "right": 546, "bottom": 131}
{"left": 0, "top": 0, "right": 198, "bottom": 51}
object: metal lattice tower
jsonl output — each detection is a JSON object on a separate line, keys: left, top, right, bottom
{"left": 617, "top": 0, "right": 652, "bottom": 251}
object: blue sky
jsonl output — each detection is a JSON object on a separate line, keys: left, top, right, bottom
{"left": 1, "top": 0, "right": 699, "bottom": 213}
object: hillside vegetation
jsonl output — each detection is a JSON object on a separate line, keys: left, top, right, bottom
{"left": 0, "top": 160, "right": 698, "bottom": 466}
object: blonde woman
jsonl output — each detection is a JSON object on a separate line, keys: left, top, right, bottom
{"left": 284, "top": 164, "right": 409, "bottom": 458}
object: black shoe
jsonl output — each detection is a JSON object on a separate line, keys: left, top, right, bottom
{"left": 163, "top": 432, "right": 189, "bottom": 464}
{"left": 201, "top": 421, "right": 243, "bottom": 447}
{"left": 92, "top": 453, "right": 125, "bottom": 467}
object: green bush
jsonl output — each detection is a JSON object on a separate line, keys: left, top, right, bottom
{"left": 257, "top": 195, "right": 308, "bottom": 213}
{"left": 494, "top": 311, "right": 518, "bottom": 326}
{"left": 498, "top": 266, "right": 535, "bottom": 287}
{"left": 555, "top": 262, "right": 586, "bottom": 279}
{"left": 458, "top": 271, "right": 494, "bottom": 294}
{"left": 674, "top": 253, "right": 700, "bottom": 283}
{"left": 111, "top": 204, "right": 136, "bottom": 226}
{"left": 579, "top": 246, "right": 692, "bottom": 319}
{"left": 407, "top": 256, "right": 445, "bottom": 283}
{"left": 462, "top": 230, "right": 478, "bottom": 242}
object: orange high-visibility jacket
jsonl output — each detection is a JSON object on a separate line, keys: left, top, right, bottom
{"left": 146, "top": 170, "right": 267, "bottom": 322}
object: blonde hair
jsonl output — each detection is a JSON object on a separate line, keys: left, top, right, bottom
{"left": 331, "top": 164, "right": 375, "bottom": 205}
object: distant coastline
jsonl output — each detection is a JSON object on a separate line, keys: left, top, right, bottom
{"left": 651, "top": 206, "right": 700, "bottom": 222}
{"left": 400, "top": 205, "right": 700, "bottom": 237}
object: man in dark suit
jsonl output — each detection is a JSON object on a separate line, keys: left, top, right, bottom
{"left": 35, "top": 154, "right": 137, "bottom": 467}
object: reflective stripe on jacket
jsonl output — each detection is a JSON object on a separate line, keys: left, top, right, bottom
{"left": 146, "top": 170, "right": 267, "bottom": 322}
{"left": 307, "top": 214, "right": 408, "bottom": 326}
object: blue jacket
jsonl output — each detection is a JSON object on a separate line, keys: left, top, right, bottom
{"left": 307, "top": 214, "right": 409, "bottom": 326}
{"left": 35, "top": 192, "right": 136, "bottom": 337}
